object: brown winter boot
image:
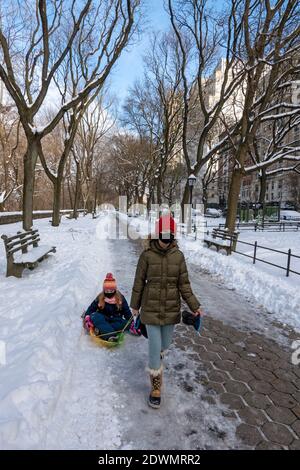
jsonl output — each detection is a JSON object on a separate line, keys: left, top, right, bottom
{"left": 148, "top": 366, "right": 163, "bottom": 409}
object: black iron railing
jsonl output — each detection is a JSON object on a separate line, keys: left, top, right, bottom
{"left": 233, "top": 239, "right": 300, "bottom": 277}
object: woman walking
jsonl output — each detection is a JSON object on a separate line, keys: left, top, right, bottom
{"left": 130, "top": 214, "right": 203, "bottom": 408}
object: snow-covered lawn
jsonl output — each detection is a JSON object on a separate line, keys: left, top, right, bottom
{"left": 0, "top": 215, "right": 121, "bottom": 449}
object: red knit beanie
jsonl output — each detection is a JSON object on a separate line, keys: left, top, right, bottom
{"left": 155, "top": 215, "right": 176, "bottom": 236}
{"left": 103, "top": 273, "right": 117, "bottom": 292}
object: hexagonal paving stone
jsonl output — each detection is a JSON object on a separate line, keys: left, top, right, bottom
{"left": 239, "top": 351, "right": 259, "bottom": 362}
{"left": 197, "top": 336, "right": 213, "bottom": 346}
{"left": 262, "top": 422, "right": 294, "bottom": 446}
{"left": 188, "top": 346, "right": 206, "bottom": 356}
{"left": 221, "top": 351, "right": 240, "bottom": 362}
{"left": 244, "top": 392, "right": 272, "bottom": 409}
{"left": 220, "top": 393, "right": 246, "bottom": 410}
{"left": 205, "top": 343, "right": 226, "bottom": 354}
{"left": 224, "top": 380, "right": 249, "bottom": 396}
{"left": 197, "top": 360, "right": 214, "bottom": 372}
{"left": 293, "top": 377, "right": 300, "bottom": 390}
{"left": 272, "top": 379, "right": 296, "bottom": 394}
{"left": 213, "top": 360, "right": 235, "bottom": 372}
{"left": 256, "top": 441, "right": 283, "bottom": 450}
{"left": 251, "top": 367, "right": 276, "bottom": 383}
{"left": 199, "top": 351, "right": 221, "bottom": 362}
{"left": 258, "top": 350, "right": 280, "bottom": 362}
{"left": 293, "top": 368, "right": 300, "bottom": 379}
{"left": 249, "top": 380, "right": 274, "bottom": 395}
{"left": 230, "top": 369, "right": 254, "bottom": 383}
{"left": 292, "top": 406, "right": 300, "bottom": 419}
{"left": 292, "top": 420, "right": 300, "bottom": 437}
{"left": 238, "top": 407, "right": 267, "bottom": 427}
{"left": 236, "top": 359, "right": 257, "bottom": 371}
{"left": 213, "top": 337, "right": 231, "bottom": 347}
{"left": 274, "top": 368, "right": 298, "bottom": 383}
{"left": 207, "top": 370, "right": 230, "bottom": 383}
{"left": 226, "top": 344, "right": 245, "bottom": 355}
{"left": 266, "top": 406, "right": 297, "bottom": 425}
{"left": 292, "top": 391, "right": 300, "bottom": 403}
{"left": 290, "top": 440, "right": 300, "bottom": 450}
{"left": 236, "top": 423, "right": 263, "bottom": 446}
{"left": 206, "top": 381, "right": 225, "bottom": 395}
{"left": 245, "top": 343, "right": 263, "bottom": 355}
{"left": 270, "top": 391, "right": 298, "bottom": 409}
{"left": 257, "top": 359, "right": 277, "bottom": 371}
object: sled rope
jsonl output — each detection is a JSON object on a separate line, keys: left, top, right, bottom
{"left": 90, "top": 314, "right": 134, "bottom": 339}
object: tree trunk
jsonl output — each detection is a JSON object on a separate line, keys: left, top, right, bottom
{"left": 259, "top": 169, "right": 267, "bottom": 205}
{"left": 226, "top": 169, "right": 243, "bottom": 232}
{"left": 52, "top": 178, "right": 63, "bottom": 227}
{"left": 180, "top": 181, "right": 190, "bottom": 222}
{"left": 23, "top": 139, "right": 39, "bottom": 231}
{"left": 73, "top": 162, "right": 81, "bottom": 219}
{"left": 157, "top": 178, "right": 162, "bottom": 206}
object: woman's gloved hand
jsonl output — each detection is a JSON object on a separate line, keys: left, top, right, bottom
{"left": 193, "top": 307, "right": 205, "bottom": 317}
{"left": 131, "top": 308, "right": 140, "bottom": 317}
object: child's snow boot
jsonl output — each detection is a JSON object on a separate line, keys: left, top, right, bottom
{"left": 148, "top": 366, "right": 163, "bottom": 409}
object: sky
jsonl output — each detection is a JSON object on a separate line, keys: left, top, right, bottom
{"left": 109, "top": 0, "right": 225, "bottom": 107}
{"left": 109, "top": 0, "right": 170, "bottom": 104}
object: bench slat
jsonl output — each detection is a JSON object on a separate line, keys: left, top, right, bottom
{"left": 8, "top": 238, "right": 41, "bottom": 256}
{"left": 6, "top": 233, "right": 39, "bottom": 251}
{"left": 1, "top": 229, "right": 38, "bottom": 243}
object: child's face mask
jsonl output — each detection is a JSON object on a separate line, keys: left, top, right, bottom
{"left": 105, "top": 292, "right": 116, "bottom": 299}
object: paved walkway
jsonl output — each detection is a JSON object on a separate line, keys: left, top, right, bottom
{"left": 173, "top": 303, "right": 300, "bottom": 450}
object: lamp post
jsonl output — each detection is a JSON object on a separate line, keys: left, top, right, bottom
{"left": 188, "top": 174, "right": 197, "bottom": 233}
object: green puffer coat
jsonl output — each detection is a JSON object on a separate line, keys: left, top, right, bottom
{"left": 130, "top": 239, "right": 200, "bottom": 325}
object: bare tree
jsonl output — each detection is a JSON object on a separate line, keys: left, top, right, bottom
{"left": 71, "top": 93, "right": 116, "bottom": 217}
{"left": 0, "top": 0, "right": 140, "bottom": 229}
{"left": 167, "top": 0, "right": 245, "bottom": 217}
{"left": 123, "top": 31, "right": 184, "bottom": 206}
{"left": 223, "top": 0, "right": 300, "bottom": 230}
{"left": 0, "top": 105, "right": 24, "bottom": 210}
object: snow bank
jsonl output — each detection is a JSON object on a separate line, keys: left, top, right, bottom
{"left": 0, "top": 215, "right": 121, "bottom": 449}
{"left": 182, "top": 238, "right": 300, "bottom": 330}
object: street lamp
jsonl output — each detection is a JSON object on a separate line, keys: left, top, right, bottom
{"left": 188, "top": 174, "right": 197, "bottom": 208}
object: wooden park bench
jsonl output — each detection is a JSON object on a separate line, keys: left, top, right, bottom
{"left": 1, "top": 229, "right": 56, "bottom": 278}
{"left": 203, "top": 228, "right": 239, "bottom": 255}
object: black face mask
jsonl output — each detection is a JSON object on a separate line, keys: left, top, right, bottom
{"left": 105, "top": 292, "right": 116, "bottom": 298}
{"left": 159, "top": 233, "right": 174, "bottom": 244}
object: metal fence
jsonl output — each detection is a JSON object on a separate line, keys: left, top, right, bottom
{"left": 219, "top": 221, "right": 300, "bottom": 232}
{"left": 180, "top": 224, "right": 300, "bottom": 278}
{"left": 233, "top": 239, "right": 300, "bottom": 277}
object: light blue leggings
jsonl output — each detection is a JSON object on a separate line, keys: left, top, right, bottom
{"left": 146, "top": 324, "right": 175, "bottom": 371}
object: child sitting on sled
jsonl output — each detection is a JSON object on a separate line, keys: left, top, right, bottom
{"left": 83, "top": 273, "right": 132, "bottom": 342}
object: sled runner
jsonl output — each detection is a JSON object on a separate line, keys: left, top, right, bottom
{"left": 89, "top": 329, "right": 125, "bottom": 348}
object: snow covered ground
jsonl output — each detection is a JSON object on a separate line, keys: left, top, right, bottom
{"left": 0, "top": 214, "right": 241, "bottom": 450}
